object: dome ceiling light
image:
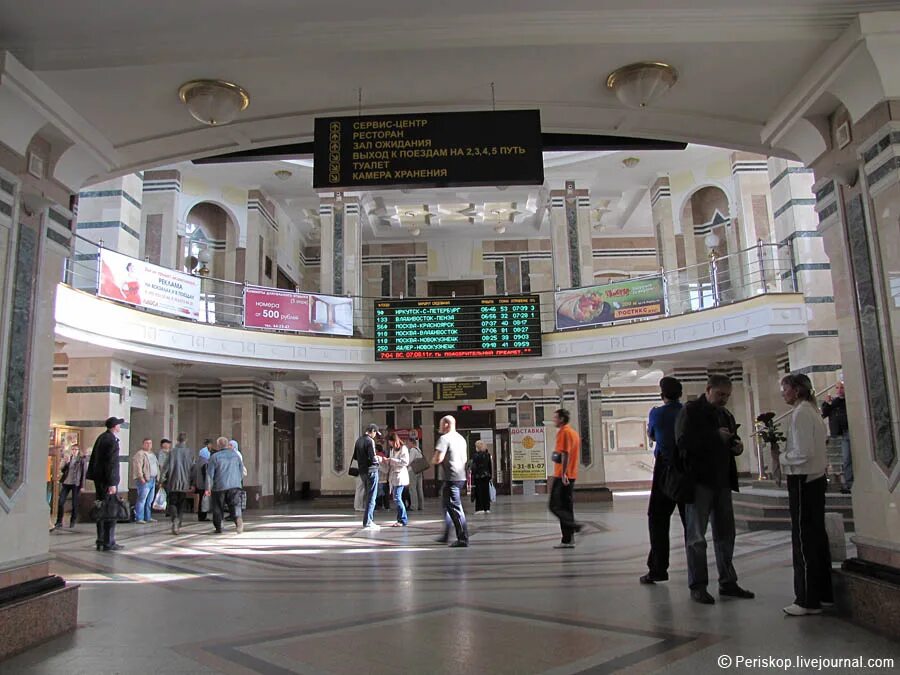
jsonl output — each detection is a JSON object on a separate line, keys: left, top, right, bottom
{"left": 621, "top": 157, "right": 640, "bottom": 168}
{"left": 606, "top": 62, "right": 678, "bottom": 109}
{"left": 274, "top": 169, "right": 292, "bottom": 180}
{"left": 177, "top": 79, "right": 250, "bottom": 126}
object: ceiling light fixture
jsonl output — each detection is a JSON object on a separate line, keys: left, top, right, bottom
{"left": 177, "top": 79, "right": 250, "bottom": 126}
{"left": 410, "top": 227, "right": 421, "bottom": 236}
{"left": 274, "top": 169, "right": 292, "bottom": 180}
{"left": 621, "top": 157, "right": 640, "bottom": 168}
{"left": 494, "top": 224, "right": 507, "bottom": 234}
{"left": 606, "top": 62, "right": 678, "bottom": 109}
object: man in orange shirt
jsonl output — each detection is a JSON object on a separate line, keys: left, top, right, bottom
{"left": 549, "top": 408, "right": 583, "bottom": 549}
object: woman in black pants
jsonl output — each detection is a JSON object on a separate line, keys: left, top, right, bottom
{"left": 778, "top": 373, "right": 834, "bottom": 616}
{"left": 470, "top": 440, "right": 493, "bottom": 514}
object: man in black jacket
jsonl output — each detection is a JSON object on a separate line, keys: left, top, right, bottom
{"left": 86, "top": 417, "right": 125, "bottom": 552}
{"left": 676, "top": 375, "right": 753, "bottom": 604}
{"left": 354, "top": 424, "right": 382, "bottom": 529}
{"left": 821, "top": 381, "right": 851, "bottom": 493}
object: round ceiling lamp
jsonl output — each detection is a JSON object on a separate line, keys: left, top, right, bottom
{"left": 494, "top": 223, "right": 507, "bottom": 234}
{"left": 606, "top": 62, "right": 678, "bottom": 109}
{"left": 274, "top": 169, "right": 292, "bottom": 180}
{"left": 704, "top": 232, "right": 721, "bottom": 250}
{"left": 410, "top": 226, "right": 421, "bottom": 236}
{"left": 177, "top": 79, "right": 250, "bottom": 126}
{"left": 621, "top": 157, "right": 640, "bottom": 168}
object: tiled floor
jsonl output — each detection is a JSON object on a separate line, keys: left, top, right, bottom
{"left": 6, "top": 496, "right": 899, "bottom": 674}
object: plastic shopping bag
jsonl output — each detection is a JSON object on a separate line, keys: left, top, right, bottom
{"left": 489, "top": 481, "right": 497, "bottom": 503}
{"left": 152, "top": 487, "right": 168, "bottom": 511}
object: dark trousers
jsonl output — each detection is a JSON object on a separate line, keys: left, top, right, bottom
{"left": 168, "top": 491, "right": 187, "bottom": 523}
{"left": 684, "top": 484, "right": 737, "bottom": 589}
{"left": 473, "top": 478, "right": 491, "bottom": 512}
{"left": 94, "top": 484, "right": 116, "bottom": 548}
{"left": 442, "top": 480, "right": 469, "bottom": 543}
{"left": 787, "top": 475, "right": 834, "bottom": 608}
{"left": 212, "top": 489, "right": 242, "bottom": 531}
{"left": 646, "top": 462, "right": 686, "bottom": 577}
{"left": 549, "top": 478, "right": 577, "bottom": 543}
{"left": 56, "top": 484, "right": 81, "bottom": 526}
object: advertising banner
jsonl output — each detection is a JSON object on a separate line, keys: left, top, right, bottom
{"left": 510, "top": 427, "right": 546, "bottom": 481}
{"left": 243, "top": 286, "right": 353, "bottom": 336}
{"left": 555, "top": 276, "right": 665, "bottom": 330}
{"left": 98, "top": 248, "right": 202, "bottom": 319}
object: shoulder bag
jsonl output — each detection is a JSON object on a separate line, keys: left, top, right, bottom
{"left": 348, "top": 455, "right": 360, "bottom": 477}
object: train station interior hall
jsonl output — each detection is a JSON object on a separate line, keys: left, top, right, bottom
{"left": 2, "top": 2, "right": 900, "bottom": 673}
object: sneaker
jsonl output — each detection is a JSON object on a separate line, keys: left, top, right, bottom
{"left": 147, "top": 518, "right": 158, "bottom": 523}
{"left": 102, "top": 543, "right": 125, "bottom": 552}
{"left": 640, "top": 573, "right": 668, "bottom": 584}
{"left": 474, "top": 510, "right": 484, "bottom": 514}
{"left": 485, "top": 510, "right": 491, "bottom": 513}
{"left": 52, "top": 523, "right": 62, "bottom": 530}
{"left": 235, "top": 517, "right": 244, "bottom": 534}
{"left": 783, "top": 603, "right": 822, "bottom": 616}
{"left": 554, "top": 543, "right": 575, "bottom": 549}
{"left": 134, "top": 519, "right": 146, "bottom": 524}
{"left": 719, "top": 584, "right": 755, "bottom": 599}
{"left": 363, "top": 523, "right": 381, "bottom": 530}
{"left": 213, "top": 528, "right": 223, "bottom": 534}
{"left": 691, "top": 588, "right": 716, "bottom": 604}
{"left": 450, "top": 541, "right": 468, "bottom": 548}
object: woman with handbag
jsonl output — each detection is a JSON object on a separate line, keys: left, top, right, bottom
{"left": 385, "top": 432, "right": 410, "bottom": 526}
{"left": 470, "top": 440, "right": 493, "bottom": 514}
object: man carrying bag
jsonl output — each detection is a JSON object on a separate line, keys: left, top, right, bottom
{"left": 85, "top": 417, "right": 126, "bottom": 552}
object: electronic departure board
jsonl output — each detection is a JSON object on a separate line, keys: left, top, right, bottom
{"left": 313, "top": 110, "right": 544, "bottom": 190}
{"left": 374, "top": 295, "right": 542, "bottom": 361}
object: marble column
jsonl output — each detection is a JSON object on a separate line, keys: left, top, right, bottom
{"left": 220, "top": 380, "right": 272, "bottom": 508}
{"left": 557, "top": 373, "right": 610, "bottom": 496}
{"left": 650, "top": 176, "right": 684, "bottom": 314}
{"left": 549, "top": 181, "right": 592, "bottom": 289}
{"left": 311, "top": 376, "right": 363, "bottom": 495}
{"left": 75, "top": 174, "right": 144, "bottom": 258}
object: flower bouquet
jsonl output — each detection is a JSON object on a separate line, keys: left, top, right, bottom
{"left": 756, "top": 412, "right": 786, "bottom": 486}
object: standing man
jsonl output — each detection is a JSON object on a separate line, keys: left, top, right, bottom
{"left": 132, "top": 438, "right": 156, "bottom": 523}
{"left": 166, "top": 432, "right": 194, "bottom": 535}
{"left": 86, "top": 417, "right": 124, "bottom": 551}
{"left": 192, "top": 440, "right": 212, "bottom": 521}
{"left": 432, "top": 415, "right": 469, "bottom": 547}
{"left": 156, "top": 438, "right": 172, "bottom": 488}
{"left": 821, "top": 381, "right": 851, "bottom": 493}
{"left": 54, "top": 444, "right": 86, "bottom": 529}
{"left": 549, "top": 408, "right": 582, "bottom": 549}
{"left": 205, "top": 437, "right": 245, "bottom": 534}
{"left": 408, "top": 431, "right": 426, "bottom": 511}
{"left": 641, "top": 377, "right": 686, "bottom": 584}
{"left": 676, "top": 374, "right": 754, "bottom": 604}
{"left": 354, "top": 424, "right": 382, "bottom": 529}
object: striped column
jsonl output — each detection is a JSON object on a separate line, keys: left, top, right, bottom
{"left": 769, "top": 158, "right": 841, "bottom": 392}
{"left": 76, "top": 173, "right": 143, "bottom": 257}
{"left": 141, "top": 170, "right": 181, "bottom": 268}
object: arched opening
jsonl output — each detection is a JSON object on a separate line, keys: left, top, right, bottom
{"left": 680, "top": 185, "right": 734, "bottom": 308}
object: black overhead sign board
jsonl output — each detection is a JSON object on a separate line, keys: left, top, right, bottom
{"left": 433, "top": 381, "right": 489, "bottom": 402}
{"left": 313, "top": 110, "right": 544, "bottom": 190}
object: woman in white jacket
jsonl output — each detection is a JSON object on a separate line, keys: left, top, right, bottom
{"left": 779, "top": 372, "right": 834, "bottom": 616}
{"left": 386, "top": 432, "right": 410, "bottom": 527}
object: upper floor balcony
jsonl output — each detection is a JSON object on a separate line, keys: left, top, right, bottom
{"left": 56, "top": 236, "right": 809, "bottom": 374}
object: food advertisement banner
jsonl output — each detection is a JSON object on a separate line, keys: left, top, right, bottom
{"left": 243, "top": 287, "right": 354, "bottom": 336}
{"left": 555, "top": 276, "right": 665, "bottom": 330}
{"left": 510, "top": 427, "right": 546, "bottom": 481}
{"left": 99, "top": 248, "right": 202, "bottom": 319}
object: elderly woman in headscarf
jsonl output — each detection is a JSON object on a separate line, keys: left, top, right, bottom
{"left": 229, "top": 440, "right": 248, "bottom": 478}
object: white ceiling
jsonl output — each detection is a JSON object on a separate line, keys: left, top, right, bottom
{"left": 2, "top": 0, "right": 896, "bottom": 179}
{"left": 173, "top": 145, "right": 731, "bottom": 242}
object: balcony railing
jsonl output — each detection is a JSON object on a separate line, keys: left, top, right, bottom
{"left": 62, "top": 234, "right": 799, "bottom": 339}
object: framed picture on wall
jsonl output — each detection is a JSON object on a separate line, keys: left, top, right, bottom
{"left": 835, "top": 120, "right": 851, "bottom": 150}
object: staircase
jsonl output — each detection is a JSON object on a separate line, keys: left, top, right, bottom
{"left": 733, "top": 481, "right": 854, "bottom": 532}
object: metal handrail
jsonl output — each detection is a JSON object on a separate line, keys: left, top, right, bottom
{"left": 62, "top": 232, "right": 799, "bottom": 339}
{"left": 751, "top": 381, "right": 841, "bottom": 436}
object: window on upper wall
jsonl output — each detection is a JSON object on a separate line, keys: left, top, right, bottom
{"left": 521, "top": 260, "right": 531, "bottom": 293}
{"left": 381, "top": 264, "right": 391, "bottom": 297}
{"left": 406, "top": 263, "right": 417, "bottom": 298}
{"left": 264, "top": 256, "right": 273, "bottom": 279}
{"left": 386, "top": 410, "right": 395, "bottom": 430}
{"left": 413, "top": 409, "right": 422, "bottom": 429}
{"left": 535, "top": 406, "right": 544, "bottom": 427}
{"left": 495, "top": 261, "right": 505, "bottom": 293}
